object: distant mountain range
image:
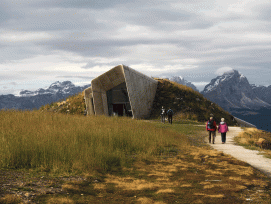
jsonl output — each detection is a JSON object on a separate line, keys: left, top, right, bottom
{"left": 0, "top": 76, "right": 199, "bottom": 111}
{"left": 201, "top": 70, "right": 271, "bottom": 111}
{"left": 169, "top": 76, "right": 199, "bottom": 92}
{"left": 1, "top": 71, "right": 271, "bottom": 116}
{"left": 0, "top": 81, "right": 91, "bottom": 110}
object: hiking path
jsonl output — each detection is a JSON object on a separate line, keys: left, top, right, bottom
{"left": 209, "top": 126, "right": 271, "bottom": 177}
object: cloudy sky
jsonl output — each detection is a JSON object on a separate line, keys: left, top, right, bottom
{"left": 1, "top": 0, "right": 271, "bottom": 95}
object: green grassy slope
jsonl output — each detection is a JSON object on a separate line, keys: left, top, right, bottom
{"left": 39, "top": 92, "right": 86, "bottom": 115}
{"left": 150, "top": 78, "right": 237, "bottom": 126}
{"left": 39, "top": 79, "right": 237, "bottom": 126}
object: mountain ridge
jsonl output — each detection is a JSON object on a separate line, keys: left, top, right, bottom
{"left": 169, "top": 76, "right": 199, "bottom": 92}
{"left": 201, "top": 70, "right": 271, "bottom": 111}
{"left": 0, "top": 81, "right": 91, "bottom": 110}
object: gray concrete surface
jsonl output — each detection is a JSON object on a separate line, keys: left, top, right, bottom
{"left": 209, "top": 126, "right": 271, "bottom": 177}
{"left": 84, "top": 64, "right": 158, "bottom": 119}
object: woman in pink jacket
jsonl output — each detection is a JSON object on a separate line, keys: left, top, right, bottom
{"left": 218, "top": 118, "right": 229, "bottom": 144}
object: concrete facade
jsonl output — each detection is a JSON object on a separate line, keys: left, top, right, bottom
{"left": 84, "top": 64, "right": 158, "bottom": 119}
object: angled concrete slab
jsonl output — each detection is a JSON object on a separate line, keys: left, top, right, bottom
{"left": 84, "top": 64, "right": 158, "bottom": 119}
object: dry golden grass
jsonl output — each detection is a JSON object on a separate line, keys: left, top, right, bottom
{"left": 62, "top": 184, "right": 80, "bottom": 191}
{"left": 46, "top": 197, "right": 74, "bottom": 204}
{"left": 235, "top": 127, "right": 271, "bottom": 159}
{"left": 0, "top": 110, "right": 189, "bottom": 173}
{"left": 155, "top": 189, "right": 175, "bottom": 194}
{"left": 105, "top": 174, "right": 161, "bottom": 190}
{"left": 30, "top": 143, "right": 271, "bottom": 204}
{"left": 1, "top": 109, "right": 271, "bottom": 203}
{"left": 137, "top": 197, "right": 166, "bottom": 204}
{"left": 0, "top": 194, "right": 22, "bottom": 204}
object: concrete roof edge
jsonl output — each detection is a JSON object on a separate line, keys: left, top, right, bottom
{"left": 122, "top": 65, "right": 158, "bottom": 84}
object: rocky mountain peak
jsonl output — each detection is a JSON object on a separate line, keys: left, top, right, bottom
{"left": 48, "top": 81, "right": 75, "bottom": 90}
{"left": 201, "top": 69, "right": 271, "bottom": 110}
{"left": 1, "top": 81, "right": 91, "bottom": 110}
{"left": 19, "top": 81, "right": 78, "bottom": 97}
{"left": 202, "top": 69, "right": 249, "bottom": 93}
{"left": 170, "top": 76, "right": 199, "bottom": 92}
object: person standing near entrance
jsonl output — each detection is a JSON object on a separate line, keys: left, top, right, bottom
{"left": 161, "top": 106, "right": 166, "bottom": 123}
{"left": 206, "top": 117, "right": 217, "bottom": 144}
{"left": 218, "top": 118, "right": 229, "bottom": 144}
{"left": 167, "top": 108, "right": 174, "bottom": 124}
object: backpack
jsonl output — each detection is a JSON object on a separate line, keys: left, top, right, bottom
{"left": 207, "top": 120, "right": 214, "bottom": 129}
{"left": 167, "top": 109, "right": 173, "bottom": 116}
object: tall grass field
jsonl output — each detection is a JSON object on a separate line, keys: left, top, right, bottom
{"left": 0, "top": 110, "right": 189, "bottom": 174}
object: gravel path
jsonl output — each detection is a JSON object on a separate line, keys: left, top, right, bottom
{"left": 209, "top": 126, "right": 271, "bottom": 177}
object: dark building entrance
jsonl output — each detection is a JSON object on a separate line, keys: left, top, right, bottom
{"left": 112, "top": 104, "right": 127, "bottom": 116}
{"left": 107, "top": 83, "right": 132, "bottom": 117}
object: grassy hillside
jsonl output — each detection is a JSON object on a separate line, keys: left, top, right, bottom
{"left": 150, "top": 78, "right": 237, "bottom": 126}
{"left": 39, "top": 92, "right": 86, "bottom": 115}
{"left": 39, "top": 79, "right": 237, "bottom": 126}
{"left": 3, "top": 80, "right": 271, "bottom": 203}
{"left": 0, "top": 110, "right": 188, "bottom": 173}
{"left": 1, "top": 110, "right": 271, "bottom": 203}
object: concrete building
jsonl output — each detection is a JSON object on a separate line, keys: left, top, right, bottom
{"left": 84, "top": 64, "right": 158, "bottom": 119}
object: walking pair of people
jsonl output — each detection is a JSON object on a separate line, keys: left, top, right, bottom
{"left": 161, "top": 106, "right": 174, "bottom": 124}
{"left": 206, "top": 117, "right": 229, "bottom": 144}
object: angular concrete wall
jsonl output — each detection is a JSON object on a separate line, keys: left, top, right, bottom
{"left": 91, "top": 65, "right": 125, "bottom": 115}
{"left": 84, "top": 64, "right": 158, "bottom": 119}
{"left": 84, "top": 87, "right": 94, "bottom": 115}
{"left": 123, "top": 65, "right": 158, "bottom": 119}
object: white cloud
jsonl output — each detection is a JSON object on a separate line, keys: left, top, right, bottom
{"left": 0, "top": 31, "right": 53, "bottom": 42}
{"left": 215, "top": 67, "right": 234, "bottom": 75}
{"left": 0, "top": 0, "right": 271, "bottom": 95}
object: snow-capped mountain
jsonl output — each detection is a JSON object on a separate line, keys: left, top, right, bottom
{"left": 251, "top": 84, "right": 271, "bottom": 104}
{"left": 19, "top": 81, "right": 79, "bottom": 97}
{"left": 170, "top": 76, "right": 199, "bottom": 92}
{"left": 0, "top": 81, "right": 91, "bottom": 110}
{"left": 201, "top": 70, "right": 271, "bottom": 111}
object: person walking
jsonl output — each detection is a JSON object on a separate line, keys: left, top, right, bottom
{"left": 206, "top": 116, "right": 217, "bottom": 144}
{"left": 167, "top": 108, "right": 173, "bottom": 124}
{"left": 218, "top": 118, "right": 229, "bottom": 144}
{"left": 161, "top": 106, "right": 166, "bottom": 123}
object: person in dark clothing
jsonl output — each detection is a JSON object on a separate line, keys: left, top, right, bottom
{"left": 161, "top": 106, "right": 166, "bottom": 123}
{"left": 167, "top": 108, "right": 173, "bottom": 124}
{"left": 206, "top": 117, "right": 217, "bottom": 144}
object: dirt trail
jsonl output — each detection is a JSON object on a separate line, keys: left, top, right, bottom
{"left": 209, "top": 126, "right": 271, "bottom": 177}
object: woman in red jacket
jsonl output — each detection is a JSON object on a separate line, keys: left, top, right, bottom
{"left": 218, "top": 118, "right": 229, "bottom": 144}
{"left": 206, "top": 117, "right": 217, "bottom": 144}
